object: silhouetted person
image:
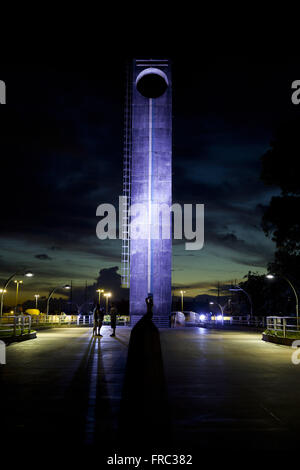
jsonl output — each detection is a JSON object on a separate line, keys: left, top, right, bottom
{"left": 145, "top": 293, "right": 153, "bottom": 318}
{"left": 93, "top": 303, "right": 103, "bottom": 336}
{"left": 110, "top": 303, "right": 117, "bottom": 337}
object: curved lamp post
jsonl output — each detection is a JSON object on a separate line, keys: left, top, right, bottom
{"left": 0, "top": 270, "right": 34, "bottom": 316}
{"left": 0, "top": 289, "right": 7, "bottom": 314}
{"left": 34, "top": 294, "right": 40, "bottom": 309}
{"left": 14, "top": 280, "right": 23, "bottom": 313}
{"left": 229, "top": 285, "right": 253, "bottom": 319}
{"left": 266, "top": 274, "right": 299, "bottom": 326}
{"left": 209, "top": 301, "right": 224, "bottom": 320}
{"left": 46, "top": 284, "right": 71, "bottom": 316}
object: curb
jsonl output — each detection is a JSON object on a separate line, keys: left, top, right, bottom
{"left": 0, "top": 331, "right": 37, "bottom": 345}
{"left": 202, "top": 324, "right": 264, "bottom": 333}
{"left": 33, "top": 324, "right": 92, "bottom": 330}
{"left": 262, "top": 333, "right": 299, "bottom": 347}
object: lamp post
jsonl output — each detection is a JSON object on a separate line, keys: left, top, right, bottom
{"left": 0, "top": 271, "right": 34, "bottom": 317}
{"left": 34, "top": 294, "right": 40, "bottom": 309}
{"left": 180, "top": 290, "right": 186, "bottom": 312}
{"left": 14, "top": 280, "right": 23, "bottom": 313}
{"left": 266, "top": 274, "right": 299, "bottom": 326}
{"left": 46, "top": 284, "right": 71, "bottom": 316}
{"left": 229, "top": 286, "right": 253, "bottom": 320}
{"left": 104, "top": 292, "right": 111, "bottom": 314}
{"left": 96, "top": 288, "right": 104, "bottom": 306}
{"left": 209, "top": 301, "right": 224, "bottom": 320}
{"left": 0, "top": 289, "right": 7, "bottom": 313}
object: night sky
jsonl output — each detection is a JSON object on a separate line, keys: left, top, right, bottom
{"left": 0, "top": 56, "right": 299, "bottom": 305}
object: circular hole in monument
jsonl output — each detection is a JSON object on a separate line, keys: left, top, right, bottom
{"left": 136, "top": 68, "right": 168, "bottom": 98}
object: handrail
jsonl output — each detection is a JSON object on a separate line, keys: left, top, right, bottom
{"left": 266, "top": 316, "right": 299, "bottom": 338}
{"left": 0, "top": 315, "right": 31, "bottom": 337}
{"left": 29, "top": 314, "right": 130, "bottom": 326}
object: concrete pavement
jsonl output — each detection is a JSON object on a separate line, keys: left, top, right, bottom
{"left": 0, "top": 327, "right": 130, "bottom": 445}
{"left": 1, "top": 326, "right": 300, "bottom": 454}
{"left": 160, "top": 328, "right": 300, "bottom": 451}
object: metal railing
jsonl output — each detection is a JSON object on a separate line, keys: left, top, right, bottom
{"left": 174, "top": 312, "right": 266, "bottom": 328}
{"left": 0, "top": 315, "right": 31, "bottom": 337}
{"left": 266, "top": 316, "right": 299, "bottom": 338}
{"left": 30, "top": 314, "right": 90, "bottom": 326}
{"left": 206, "top": 315, "right": 266, "bottom": 327}
{"left": 29, "top": 314, "right": 130, "bottom": 327}
{"left": 228, "top": 315, "right": 265, "bottom": 327}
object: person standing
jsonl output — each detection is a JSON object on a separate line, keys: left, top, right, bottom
{"left": 93, "top": 303, "right": 102, "bottom": 336}
{"left": 145, "top": 293, "right": 153, "bottom": 318}
{"left": 110, "top": 303, "right": 117, "bottom": 337}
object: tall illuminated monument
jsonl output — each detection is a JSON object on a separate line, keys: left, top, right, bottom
{"left": 121, "top": 59, "right": 172, "bottom": 327}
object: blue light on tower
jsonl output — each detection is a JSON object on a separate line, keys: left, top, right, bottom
{"left": 127, "top": 59, "right": 172, "bottom": 327}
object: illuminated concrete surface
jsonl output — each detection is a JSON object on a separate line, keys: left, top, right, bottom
{"left": 130, "top": 59, "right": 172, "bottom": 325}
{"left": 1, "top": 327, "right": 300, "bottom": 452}
{"left": 160, "top": 328, "right": 300, "bottom": 451}
{"left": 0, "top": 327, "right": 130, "bottom": 445}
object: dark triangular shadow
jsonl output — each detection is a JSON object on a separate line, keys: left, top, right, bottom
{"left": 118, "top": 314, "right": 171, "bottom": 447}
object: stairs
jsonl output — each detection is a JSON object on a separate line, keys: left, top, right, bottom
{"left": 130, "top": 315, "right": 170, "bottom": 328}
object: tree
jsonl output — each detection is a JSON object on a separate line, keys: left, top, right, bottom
{"left": 238, "top": 271, "right": 292, "bottom": 317}
{"left": 261, "top": 118, "right": 300, "bottom": 284}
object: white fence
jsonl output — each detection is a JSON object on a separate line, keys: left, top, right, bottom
{"left": 30, "top": 314, "right": 92, "bottom": 326}
{"left": 0, "top": 315, "right": 32, "bottom": 337}
{"left": 266, "top": 316, "right": 299, "bottom": 337}
{"left": 171, "top": 312, "right": 266, "bottom": 328}
{"left": 30, "top": 314, "right": 130, "bottom": 327}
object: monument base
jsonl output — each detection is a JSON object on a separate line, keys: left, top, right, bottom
{"left": 130, "top": 315, "right": 170, "bottom": 328}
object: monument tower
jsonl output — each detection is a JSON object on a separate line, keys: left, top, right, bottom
{"left": 121, "top": 58, "right": 172, "bottom": 327}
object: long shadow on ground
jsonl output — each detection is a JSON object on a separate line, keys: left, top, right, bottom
{"left": 118, "top": 314, "right": 171, "bottom": 448}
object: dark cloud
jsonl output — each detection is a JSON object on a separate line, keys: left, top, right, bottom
{"left": 35, "top": 254, "right": 52, "bottom": 260}
{"left": 1, "top": 57, "right": 298, "bottom": 299}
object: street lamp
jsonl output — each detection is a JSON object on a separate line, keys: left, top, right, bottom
{"left": 229, "top": 285, "right": 253, "bottom": 320}
{"left": 180, "top": 290, "right": 186, "bottom": 312}
{"left": 14, "top": 280, "right": 23, "bottom": 313}
{"left": 96, "top": 288, "right": 104, "bottom": 306}
{"left": 46, "top": 284, "right": 71, "bottom": 315}
{"left": 104, "top": 292, "right": 111, "bottom": 314}
{"left": 0, "top": 270, "right": 34, "bottom": 316}
{"left": 266, "top": 274, "right": 299, "bottom": 326}
{"left": 34, "top": 294, "right": 40, "bottom": 309}
{"left": 209, "top": 301, "right": 224, "bottom": 320}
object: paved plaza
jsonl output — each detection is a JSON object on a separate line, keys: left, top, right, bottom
{"left": 1, "top": 326, "right": 300, "bottom": 456}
